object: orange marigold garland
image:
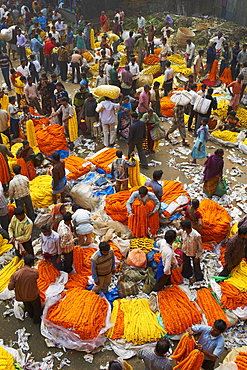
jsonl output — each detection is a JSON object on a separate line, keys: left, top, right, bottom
{"left": 108, "top": 241, "right": 123, "bottom": 260}
{"left": 158, "top": 286, "right": 202, "bottom": 335}
{"left": 87, "top": 147, "right": 118, "bottom": 173}
{"left": 128, "top": 199, "right": 159, "bottom": 237}
{"left": 208, "top": 60, "right": 218, "bottom": 81}
{"left": 171, "top": 333, "right": 196, "bottom": 363}
{"left": 65, "top": 273, "right": 88, "bottom": 290}
{"left": 235, "top": 352, "right": 247, "bottom": 370}
{"left": 196, "top": 288, "right": 229, "bottom": 327}
{"left": 73, "top": 246, "right": 96, "bottom": 275}
{"left": 221, "top": 68, "right": 232, "bottom": 85}
{"left": 46, "top": 288, "right": 108, "bottom": 339}
{"left": 37, "top": 260, "right": 60, "bottom": 303}
{"left": 219, "top": 281, "right": 247, "bottom": 310}
{"left": 171, "top": 267, "right": 183, "bottom": 285}
{"left": 173, "top": 349, "right": 204, "bottom": 370}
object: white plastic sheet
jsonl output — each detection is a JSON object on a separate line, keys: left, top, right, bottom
{"left": 41, "top": 293, "right": 112, "bottom": 352}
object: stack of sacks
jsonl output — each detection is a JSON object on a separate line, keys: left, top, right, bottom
{"left": 29, "top": 175, "right": 53, "bottom": 208}
{"left": 64, "top": 155, "right": 92, "bottom": 180}
{"left": 198, "top": 199, "right": 231, "bottom": 248}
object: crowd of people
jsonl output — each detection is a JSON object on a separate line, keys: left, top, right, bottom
{"left": 0, "top": 3, "right": 247, "bottom": 370}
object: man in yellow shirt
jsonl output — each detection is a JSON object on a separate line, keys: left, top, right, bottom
{"left": 14, "top": 76, "right": 26, "bottom": 107}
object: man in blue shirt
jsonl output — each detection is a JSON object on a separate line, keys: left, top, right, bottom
{"left": 187, "top": 319, "right": 227, "bottom": 370}
{"left": 66, "top": 25, "right": 74, "bottom": 51}
{"left": 38, "top": 12, "right": 47, "bottom": 29}
{"left": 30, "top": 34, "right": 44, "bottom": 62}
{"left": 145, "top": 170, "right": 163, "bottom": 200}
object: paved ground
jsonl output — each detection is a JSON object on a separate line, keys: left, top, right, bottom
{"left": 0, "top": 66, "right": 245, "bottom": 368}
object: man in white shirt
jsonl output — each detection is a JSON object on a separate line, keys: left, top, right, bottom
{"left": 99, "top": 96, "right": 120, "bottom": 147}
{"left": 159, "top": 37, "right": 172, "bottom": 73}
{"left": 40, "top": 224, "right": 63, "bottom": 270}
{"left": 163, "top": 61, "right": 174, "bottom": 96}
{"left": 129, "top": 57, "right": 139, "bottom": 91}
{"left": 49, "top": 97, "right": 74, "bottom": 138}
{"left": 137, "top": 13, "right": 145, "bottom": 33}
{"left": 210, "top": 32, "right": 225, "bottom": 55}
{"left": 177, "top": 219, "right": 203, "bottom": 282}
{"left": 161, "top": 24, "right": 174, "bottom": 37}
{"left": 185, "top": 39, "right": 195, "bottom": 68}
{"left": 24, "top": 76, "right": 43, "bottom": 115}
{"left": 55, "top": 19, "right": 65, "bottom": 37}
{"left": 17, "top": 60, "right": 30, "bottom": 78}
{"left": 187, "top": 83, "right": 198, "bottom": 131}
{"left": 51, "top": 26, "right": 60, "bottom": 43}
{"left": 192, "top": 50, "right": 204, "bottom": 82}
{"left": 104, "top": 57, "right": 114, "bottom": 82}
{"left": 96, "top": 70, "right": 108, "bottom": 86}
{"left": 152, "top": 230, "right": 177, "bottom": 291}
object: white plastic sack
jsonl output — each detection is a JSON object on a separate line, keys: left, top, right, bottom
{"left": 34, "top": 212, "right": 53, "bottom": 229}
{"left": 41, "top": 293, "right": 112, "bottom": 352}
{"left": 215, "top": 362, "right": 238, "bottom": 370}
{"left": 108, "top": 338, "right": 156, "bottom": 359}
{"left": 14, "top": 300, "right": 25, "bottom": 321}
{"left": 238, "top": 142, "right": 247, "bottom": 154}
{"left": 170, "top": 90, "right": 192, "bottom": 106}
{"left": 70, "top": 182, "right": 97, "bottom": 210}
{"left": 0, "top": 287, "right": 15, "bottom": 300}
{"left": 45, "top": 272, "right": 68, "bottom": 299}
{"left": 194, "top": 96, "right": 211, "bottom": 114}
{"left": 1, "top": 28, "right": 12, "bottom": 41}
{"left": 232, "top": 306, "right": 247, "bottom": 320}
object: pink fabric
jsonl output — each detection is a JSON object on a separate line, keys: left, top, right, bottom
{"left": 138, "top": 91, "right": 150, "bottom": 113}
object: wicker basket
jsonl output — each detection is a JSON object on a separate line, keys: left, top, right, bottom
{"left": 176, "top": 27, "right": 195, "bottom": 47}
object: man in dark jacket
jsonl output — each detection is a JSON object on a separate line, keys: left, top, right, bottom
{"left": 128, "top": 112, "right": 148, "bottom": 168}
{"left": 205, "top": 42, "right": 216, "bottom": 74}
{"left": 82, "top": 93, "right": 98, "bottom": 137}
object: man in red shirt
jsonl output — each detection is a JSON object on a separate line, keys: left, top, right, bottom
{"left": 44, "top": 36, "right": 56, "bottom": 73}
{"left": 227, "top": 75, "right": 243, "bottom": 111}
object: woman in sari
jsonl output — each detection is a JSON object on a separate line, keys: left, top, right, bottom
{"left": 52, "top": 203, "right": 66, "bottom": 231}
{"left": 203, "top": 148, "right": 224, "bottom": 197}
{"left": 37, "top": 73, "right": 52, "bottom": 116}
{"left": 118, "top": 96, "right": 131, "bottom": 141}
{"left": 142, "top": 108, "right": 160, "bottom": 153}
{"left": 16, "top": 140, "right": 37, "bottom": 180}
{"left": 176, "top": 199, "right": 203, "bottom": 232}
{"left": 100, "top": 11, "right": 109, "bottom": 33}
{"left": 191, "top": 117, "right": 209, "bottom": 164}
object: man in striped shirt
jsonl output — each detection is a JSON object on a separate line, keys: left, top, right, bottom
{"left": 57, "top": 212, "right": 78, "bottom": 273}
{"left": 0, "top": 51, "right": 12, "bottom": 91}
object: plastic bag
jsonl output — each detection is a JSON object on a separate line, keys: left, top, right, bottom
{"left": 193, "top": 96, "right": 211, "bottom": 114}
{"left": 150, "top": 125, "right": 166, "bottom": 141}
{"left": 126, "top": 249, "right": 147, "bottom": 268}
{"left": 214, "top": 179, "right": 227, "bottom": 197}
{"left": 14, "top": 300, "right": 24, "bottom": 321}
{"left": 142, "top": 268, "right": 156, "bottom": 294}
{"left": 34, "top": 212, "right": 53, "bottom": 229}
{"left": 118, "top": 281, "right": 138, "bottom": 298}
{"left": 70, "top": 182, "right": 97, "bottom": 210}
{"left": 215, "top": 362, "right": 237, "bottom": 370}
